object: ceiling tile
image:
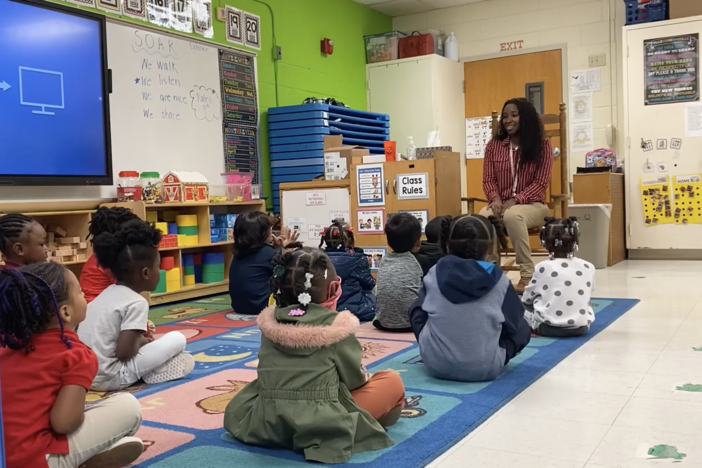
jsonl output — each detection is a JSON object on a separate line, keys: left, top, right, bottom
{"left": 353, "top": 0, "right": 395, "bottom": 5}
{"left": 420, "top": 0, "right": 485, "bottom": 8}
{"left": 364, "top": 0, "right": 434, "bottom": 16}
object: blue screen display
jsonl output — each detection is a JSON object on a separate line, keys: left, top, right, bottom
{"left": 0, "top": 0, "right": 108, "bottom": 178}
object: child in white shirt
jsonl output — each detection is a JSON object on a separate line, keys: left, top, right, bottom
{"left": 78, "top": 219, "right": 194, "bottom": 391}
{"left": 522, "top": 217, "right": 595, "bottom": 337}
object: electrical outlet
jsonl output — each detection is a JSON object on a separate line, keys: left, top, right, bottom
{"left": 588, "top": 53, "right": 606, "bottom": 67}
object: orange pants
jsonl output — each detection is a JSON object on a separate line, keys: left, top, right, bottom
{"left": 350, "top": 370, "right": 405, "bottom": 420}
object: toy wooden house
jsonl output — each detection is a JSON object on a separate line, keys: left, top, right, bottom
{"left": 162, "top": 171, "right": 210, "bottom": 203}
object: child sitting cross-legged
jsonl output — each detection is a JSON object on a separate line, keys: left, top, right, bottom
{"left": 374, "top": 213, "right": 429, "bottom": 332}
{"left": 522, "top": 217, "right": 595, "bottom": 337}
{"left": 0, "top": 263, "right": 144, "bottom": 468}
{"left": 418, "top": 215, "right": 448, "bottom": 270}
{"left": 0, "top": 213, "right": 48, "bottom": 269}
{"left": 410, "top": 215, "right": 531, "bottom": 382}
{"left": 224, "top": 245, "right": 405, "bottom": 464}
{"left": 78, "top": 219, "right": 193, "bottom": 391}
{"left": 320, "top": 219, "right": 376, "bottom": 322}
{"left": 80, "top": 206, "right": 138, "bottom": 303}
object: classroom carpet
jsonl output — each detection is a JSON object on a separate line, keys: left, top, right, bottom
{"left": 85, "top": 294, "right": 639, "bottom": 468}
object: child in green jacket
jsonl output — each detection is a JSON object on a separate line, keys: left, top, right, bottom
{"left": 224, "top": 244, "right": 405, "bottom": 464}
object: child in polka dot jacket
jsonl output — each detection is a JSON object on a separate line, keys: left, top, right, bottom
{"left": 522, "top": 217, "right": 595, "bottom": 337}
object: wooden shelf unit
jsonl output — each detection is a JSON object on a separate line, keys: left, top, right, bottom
{"left": 103, "top": 200, "right": 265, "bottom": 305}
{"left": 0, "top": 205, "right": 100, "bottom": 277}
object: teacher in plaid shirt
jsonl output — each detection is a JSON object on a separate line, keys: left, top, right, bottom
{"left": 480, "top": 98, "right": 552, "bottom": 294}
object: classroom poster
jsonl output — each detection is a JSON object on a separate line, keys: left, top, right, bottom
{"left": 641, "top": 176, "right": 674, "bottom": 226}
{"left": 244, "top": 12, "right": 261, "bottom": 50}
{"left": 192, "top": 0, "right": 213, "bottom": 38}
{"left": 399, "top": 210, "right": 429, "bottom": 233}
{"left": 356, "top": 164, "right": 385, "bottom": 207}
{"left": 673, "top": 175, "right": 702, "bottom": 224}
{"left": 122, "top": 0, "right": 147, "bottom": 20}
{"left": 169, "top": 0, "right": 193, "bottom": 33}
{"left": 329, "top": 210, "right": 350, "bottom": 223}
{"left": 97, "top": 0, "right": 121, "bottom": 14}
{"left": 146, "top": 0, "right": 171, "bottom": 28}
{"left": 356, "top": 209, "right": 385, "bottom": 234}
{"left": 225, "top": 7, "right": 243, "bottom": 44}
{"left": 364, "top": 247, "right": 387, "bottom": 272}
{"left": 396, "top": 173, "right": 430, "bottom": 200}
{"left": 645, "top": 34, "right": 699, "bottom": 105}
{"left": 465, "top": 116, "right": 492, "bottom": 159}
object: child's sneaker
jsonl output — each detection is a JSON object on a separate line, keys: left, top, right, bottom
{"left": 80, "top": 436, "right": 143, "bottom": 468}
{"left": 143, "top": 352, "right": 194, "bottom": 384}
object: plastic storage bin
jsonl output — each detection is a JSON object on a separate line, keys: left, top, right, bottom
{"left": 117, "top": 171, "right": 142, "bottom": 202}
{"left": 364, "top": 31, "right": 407, "bottom": 63}
{"left": 221, "top": 172, "right": 253, "bottom": 201}
{"left": 624, "top": 0, "right": 668, "bottom": 25}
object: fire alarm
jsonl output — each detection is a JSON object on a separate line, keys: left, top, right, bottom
{"left": 321, "top": 38, "right": 334, "bottom": 55}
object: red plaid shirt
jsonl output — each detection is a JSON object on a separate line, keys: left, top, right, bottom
{"left": 483, "top": 136, "right": 552, "bottom": 205}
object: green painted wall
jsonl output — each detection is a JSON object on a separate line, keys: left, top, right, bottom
{"left": 52, "top": 0, "right": 391, "bottom": 206}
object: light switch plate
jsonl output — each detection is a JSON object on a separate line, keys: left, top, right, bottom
{"left": 588, "top": 53, "right": 607, "bottom": 67}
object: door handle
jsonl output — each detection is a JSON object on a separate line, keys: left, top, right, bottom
{"left": 393, "top": 179, "right": 397, "bottom": 195}
{"left": 385, "top": 179, "right": 389, "bottom": 195}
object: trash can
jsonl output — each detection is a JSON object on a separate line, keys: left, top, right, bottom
{"left": 568, "top": 204, "right": 612, "bottom": 269}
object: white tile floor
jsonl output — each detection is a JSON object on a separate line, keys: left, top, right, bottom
{"left": 427, "top": 260, "right": 702, "bottom": 468}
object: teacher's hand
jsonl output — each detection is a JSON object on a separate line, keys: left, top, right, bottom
{"left": 501, "top": 198, "right": 518, "bottom": 214}
{"left": 488, "top": 198, "right": 503, "bottom": 217}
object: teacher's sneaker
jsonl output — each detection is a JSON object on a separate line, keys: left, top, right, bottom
{"left": 143, "top": 352, "right": 195, "bottom": 384}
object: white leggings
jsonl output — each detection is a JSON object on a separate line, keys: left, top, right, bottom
{"left": 46, "top": 393, "right": 142, "bottom": 467}
{"left": 92, "top": 331, "right": 187, "bottom": 391}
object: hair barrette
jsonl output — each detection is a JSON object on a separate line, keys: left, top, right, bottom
{"left": 273, "top": 265, "right": 285, "bottom": 278}
{"left": 304, "top": 272, "right": 314, "bottom": 289}
{"left": 298, "top": 292, "right": 312, "bottom": 306}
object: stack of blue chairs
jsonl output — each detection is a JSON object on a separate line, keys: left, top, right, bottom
{"left": 268, "top": 103, "right": 390, "bottom": 212}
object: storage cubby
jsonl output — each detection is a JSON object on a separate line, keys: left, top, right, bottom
{"left": 103, "top": 200, "right": 265, "bottom": 305}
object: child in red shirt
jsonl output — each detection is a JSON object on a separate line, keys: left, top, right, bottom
{"left": 80, "top": 207, "right": 138, "bottom": 303}
{"left": 0, "top": 263, "right": 144, "bottom": 468}
{"left": 0, "top": 213, "right": 48, "bottom": 269}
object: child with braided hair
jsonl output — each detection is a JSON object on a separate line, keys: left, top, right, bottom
{"left": 409, "top": 214, "right": 531, "bottom": 382}
{"left": 320, "top": 220, "right": 376, "bottom": 321}
{"left": 0, "top": 213, "right": 47, "bottom": 268}
{"left": 522, "top": 217, "right": 595, "bottom": 337}
{"left": 0, "top": 263, "right": 143, "bottom": 468}
{"left": 224, "top": 245, "right": 405, "bottom": 464}
{"left": 78, "top": 219, "right": 193, "bottom": 390}
{"left": 80, "top": 207, "right": 138, "bottom": 303}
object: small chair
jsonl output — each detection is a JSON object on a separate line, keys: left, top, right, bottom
{"left": 462, "top": 103, "right": 569, "bottom": 271}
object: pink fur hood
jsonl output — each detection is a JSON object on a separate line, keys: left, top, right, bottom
{"left": 257, "top": 305, "right": 360, "bottom": 348}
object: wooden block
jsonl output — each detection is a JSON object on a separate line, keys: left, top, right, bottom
{"left": 78, "top": 242, "right": 88, "bottom": 249}
{"left": 76, "top": 254, "right": 86, "bottom": 261}
{"left": 53, "top": 227, "right": 67, "bottom": 237}
{"left": 48, "top": 232, "right": 55, "bottom": 244}
{"left": 58, "top": 237, "right": 81, "bottom": 244}
{"left": 49, "top": 257, "right": 62, "bottom": 263}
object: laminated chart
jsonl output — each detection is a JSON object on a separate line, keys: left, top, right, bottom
{"left": 641, "top": 176, "right": 673, "bottom": 226}
{"left": 673, "top": 174, "right": 702, "bottom": 224}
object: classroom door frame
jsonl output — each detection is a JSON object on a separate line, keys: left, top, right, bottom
{"left": 460, "top": 44, "right": 570, "bottom": 214}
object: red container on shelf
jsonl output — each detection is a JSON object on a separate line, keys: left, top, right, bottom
{"left": 159, "top": 256, "right": 175, "bottom": 270}
{"left": 117, "top": 171, "right": 143, "bottom": 202}
{"left": 158, "top": 234, "right": 178, "bottom": 249}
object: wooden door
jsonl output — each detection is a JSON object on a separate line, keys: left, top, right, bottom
{"left": 464, "top": 49, "right": 563, "bottom": 213}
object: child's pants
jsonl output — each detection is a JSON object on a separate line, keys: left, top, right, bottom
{"left": 351, "top": 370, "right": 405, "bottom": 421}
{"left": 45, "top": 393, "right": 142, "bottom": 467}
{"left": 92, "top": 331, "right": 187, "bottom": 391}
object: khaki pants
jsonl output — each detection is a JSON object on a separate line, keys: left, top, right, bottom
{"left": 480, "top": 203, "right": 550, "bottom": 278}
{"left": 46, "top": 393, "right": 142, "bottom": 467}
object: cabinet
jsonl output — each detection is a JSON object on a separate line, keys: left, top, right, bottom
{"left": 351, "top": 153, "right": 462, "bottom": 250}
{"left": 572, "top": 173, "right": 626, "bottom": 266}
{"left": 366, "top": 55, "right": 465, "bottom": 196}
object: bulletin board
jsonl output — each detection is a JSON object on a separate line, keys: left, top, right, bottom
{"left": 280, "top": 181, "right": 351, "bottom": 248}
{"left": 673, "top": 175, "right": 702, "bottom": 224}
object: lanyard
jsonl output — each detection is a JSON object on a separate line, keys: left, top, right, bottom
{"left": 509, "top": 143, "right": 520, "bottom": 197}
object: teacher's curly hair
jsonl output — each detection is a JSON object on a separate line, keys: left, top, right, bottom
{"left": 496, "top": 98, "right": 545, "bottom": 164}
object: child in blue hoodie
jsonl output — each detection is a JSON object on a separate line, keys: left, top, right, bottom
{"left": 410, "top": 214, "right": 531, "bottom": 382}
{"left": 320, "top": 220, "right": 376, "bottom": 321}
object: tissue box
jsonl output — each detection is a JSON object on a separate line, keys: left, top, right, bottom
{"left": 210, "top": 213, "right": 237, "bottom": 229}
{"left": 416, "top": 146, "right": 453, "bottom": 159}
